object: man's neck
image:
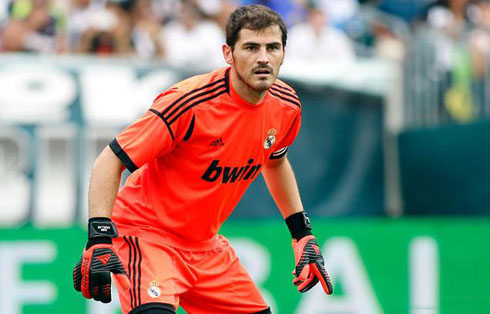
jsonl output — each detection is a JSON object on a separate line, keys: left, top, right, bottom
{"left": 230, "top": 68, "right": 267, "bottom": 104}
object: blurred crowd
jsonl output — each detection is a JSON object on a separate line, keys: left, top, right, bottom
{"left": 0, "top": 0, "right": 489, "bottom": 70}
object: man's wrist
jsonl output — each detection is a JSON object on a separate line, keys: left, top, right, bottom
{"left": 285, "top": 211, "right": 312, "bottom": 240}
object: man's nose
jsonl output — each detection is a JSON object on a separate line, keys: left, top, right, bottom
{"left": 257, "top": 47, "right": 269, "bottom": 64}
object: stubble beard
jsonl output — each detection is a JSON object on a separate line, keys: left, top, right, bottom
{"left": 236, "top": 67, "right": 274, "bottom": 94}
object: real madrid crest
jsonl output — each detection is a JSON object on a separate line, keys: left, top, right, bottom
{"left": 148, "top": 280, "right": 161, "bottom": 298}
{"left": 264, "top": 128, "right": 277, "bottom": 149}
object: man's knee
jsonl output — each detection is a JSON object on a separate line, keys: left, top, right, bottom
{"left": 129, "top": 302, "right": 176, "bottom": 314}
{"left": 251, "top": 307, "right": 272, "bottom": 314}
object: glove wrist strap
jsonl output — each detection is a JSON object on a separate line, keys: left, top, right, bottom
{"left": 285, "top": 211, "right": 312, "bottom": 240}
{"left": 86, "top": 217, "right": 117, "bottom": 249}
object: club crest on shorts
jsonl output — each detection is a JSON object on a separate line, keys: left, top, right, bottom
{"left": 264, "top": 128, "right": 277, "bottom": 149}
{"left": 148, "top": 280, "right": 161, "bottom": 298}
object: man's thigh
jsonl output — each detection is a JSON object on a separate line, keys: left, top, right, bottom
{"left": 179, "top": 242, "right": 269, "bottom": 314}
{"left": 112, "top": 236, "right": 190, "bottom": 314}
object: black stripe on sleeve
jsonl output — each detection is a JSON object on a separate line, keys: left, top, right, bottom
{"left": 135, "top": 237, "right": 142, "bottom": 307}
{"left": 273, "top": 83, "right": 295, "bottom": 93}
{"left": 270, "top": 147, "right": 288, "bottom": 159}
{"left": 168, "top": 89, "right": 227, "bottom": 125}
{"left": 225, "top": 68, "right": 230, "bottom": 94}
{"left": 183, "top": 115, "right": 195, "bottom": 141}
{"left": 123, "top": 236, "right": 134, "bottom": 309}
{"left": 160, "top": 78, "right": 225, "bottom": 116}
{"left": 271, "top": 86, "right": 299, "bottom": 101}
{"left": 269, "top": 90, "right": 301, "bottom": 108}
{"left": 164, "top": 84, "right": 226, "bottom": 121}
{"left": 149, "top": 109, "right": 175, "bottom": 141}
{"left": 109, "top": 139, "right": 138, "bottom": 173}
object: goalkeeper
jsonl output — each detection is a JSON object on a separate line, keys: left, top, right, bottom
{"left": 73, "top": 4, "right": 332, "bottom": 314}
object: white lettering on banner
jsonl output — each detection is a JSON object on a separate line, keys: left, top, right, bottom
{"left": 80, "top": 68, "right": 177, "bottom": 125}
{"left": 0, "top": 128, "right": 31, "bottom": 226}
{"left": 0, "top": 65, "right": 75, "bottom": 123}
{"left": 33, "top": 125, "right": 77, "bottom": 227}
{"left": 296, "top": 237, "right": 383, "bottom": 314}
{"left": 230, "top": 238, "right": 278, "bottom": 314}
{"left": 88, "top": 286, "right": 121, "bottom": 314}
{"left": 410, "top": 237, "right": 439, "bottom": 314}
{"left": 0, "top": 241, "right": 56, "bottom": 314}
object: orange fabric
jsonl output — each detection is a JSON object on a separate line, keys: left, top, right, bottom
{"left": 111, "top": 67, "right": 302, "bottom": 249}
{"left": 113, "top": 234, "right": 268, "bottom": 314}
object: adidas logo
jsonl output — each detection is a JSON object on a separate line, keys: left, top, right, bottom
{"left": 210, "top": 137, "right": 224, "bottom": 147}
{"left": 97, "top": 254, "right": 112, "bottom": 265}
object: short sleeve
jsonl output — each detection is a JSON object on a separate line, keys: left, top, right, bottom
{"left": 270, "top": 109, "right": 302, "bottom": 160}
{"left": 109, "top": 89, "right": 193, "bottom": 171}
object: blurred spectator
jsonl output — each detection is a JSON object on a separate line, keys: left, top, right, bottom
{"left": 240, "top": 0, "right": 307, "bottom": 27}
{"left": 425, "top": 0, "right": 480, "bottom": 122}
{"left": 376, "top": 0, "right": 431, "bottom": 24}
{"left": 77, "top": 0, "right": 133, "bottom": 55}
{"left": 316, "top": 0, "right": 360, "bottom": 30}
{"left": 129, "top": 0, "right": 165, "bottom": 59}
{"left": 287, "top": 5, "right": 355, "bottom": 63}
{"left": 469, "top": 0, "right": 490, "bottom": 78}
{"left": 1, "top": 0, "right": 67, "bottom": 53}
{"left": 158, "top": 0, "right": 225, "bottom": 69}
{"left": 66, "top": 0, "right": 105, "bottom": 52}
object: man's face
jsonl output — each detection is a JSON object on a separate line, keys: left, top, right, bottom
{"left": 225, "top": 25, "right": 285, "bottom": 92}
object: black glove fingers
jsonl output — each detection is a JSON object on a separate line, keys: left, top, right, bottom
{"left": 73, "top": 258, "right": 82, "bottom": 292}
{"left": 299, "top": 276, "right": 319, "bottom": 293}
{"left": 312, "top": 261, "right": 333, "bottom": 295}
{"left": 91, "top": 271, "right": 112, "bottom": 303}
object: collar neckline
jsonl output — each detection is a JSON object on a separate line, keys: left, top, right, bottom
{"left": 226, "top": 68, "right": 270, "bottom": 110}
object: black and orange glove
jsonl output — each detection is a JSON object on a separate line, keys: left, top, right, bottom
{"left": 73, "top": 217, "right": 130, "bottom": 303}
{"left": 286, "top": 212, "right": 333, "bottom": 294}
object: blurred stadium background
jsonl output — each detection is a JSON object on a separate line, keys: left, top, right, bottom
{"left": 0, "top": 0, "right": 489, "bottom": 313}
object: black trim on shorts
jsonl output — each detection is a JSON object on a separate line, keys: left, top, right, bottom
{"left": 251, "top": 307, "right": 272, "bottom": 314}
{"left": 123, "top": 236, "right": 135, "bottom": 309}
{"left": 149, "top": 109, "right": 175, "bottom": 141}
{"left": 129, "top": 302, "right": 176, "bottom": 314}
{"left": 109, "top": 139, "right": 138, "bottom": 173}
{"left": 123, "top": 236, "right": 142, "bottom": 310}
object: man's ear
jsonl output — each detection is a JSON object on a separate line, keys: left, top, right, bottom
{"left": 281, "top": 47, "right": 286, "bottom": 65}
{"left": 222, "top": 44, "right": 233, "bottom": 65}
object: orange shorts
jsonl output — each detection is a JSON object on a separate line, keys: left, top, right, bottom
{"left": 112, "top": 234, "right": 269, "bottom": 314}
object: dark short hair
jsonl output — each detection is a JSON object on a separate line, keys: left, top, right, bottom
{"left": 226, "top": 5, "right": 287, "bottom": 49}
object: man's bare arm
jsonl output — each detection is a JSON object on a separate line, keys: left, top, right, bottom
{"left": 88, "top": 146, "right": 125, "bottom": 218}
{"left": 261, "top": 156, "right": 304, "bottom": 218}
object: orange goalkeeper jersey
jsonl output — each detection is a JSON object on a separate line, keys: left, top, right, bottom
{"left": 110, "top": 67, "right": 302, "bottom": 250}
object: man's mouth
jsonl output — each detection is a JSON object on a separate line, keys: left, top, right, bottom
{"left": 254, "top": 69, "right": 271, "bottom": 75}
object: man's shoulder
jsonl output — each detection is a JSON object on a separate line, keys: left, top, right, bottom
{"left": 152, "top": 67, "right": 229, "bottom": 111}
{"left": 268, "top": 79, "right": 302, "bottom": 111}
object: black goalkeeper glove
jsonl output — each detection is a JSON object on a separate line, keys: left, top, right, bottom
{"left": 73, "top": 217, "right": 130, "bottom": 303}
{"left": 286, "top": 212, "right": 333, "bottom": 294}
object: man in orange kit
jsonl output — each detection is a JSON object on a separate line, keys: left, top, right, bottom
{"left": 73, "top": 5, "right": 332, "bottom": 314}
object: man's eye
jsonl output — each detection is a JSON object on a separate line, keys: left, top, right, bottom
{"left": 268, "top": 46, "right": 279, "bottom": 50}
{"left": 245, "top": 46, "right": 256, "bottom": 51}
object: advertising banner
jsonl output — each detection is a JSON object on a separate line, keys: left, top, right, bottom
{"left": 0, "top": 55, "right": 385, "bottom": 226}
{"left": 0, "top": 219, "right": 489, "bottom": 314}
